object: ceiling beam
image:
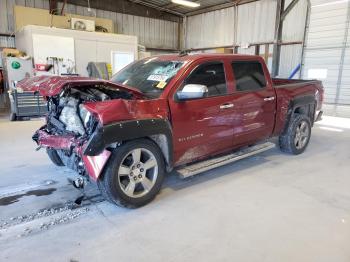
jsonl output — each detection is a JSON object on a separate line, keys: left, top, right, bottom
{"left": 65, "top": 0, "right": 182, "bottom": 22}
{"left": 129, "top": 0, "right": 185, "bottom": 17}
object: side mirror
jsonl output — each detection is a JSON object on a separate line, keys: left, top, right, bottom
{"left": 176, "top": 84, "right": 208, "bottom": 101}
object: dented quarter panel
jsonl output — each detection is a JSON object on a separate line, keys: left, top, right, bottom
{"left": 273, "top": 80, "right": 323, "bottom": 136}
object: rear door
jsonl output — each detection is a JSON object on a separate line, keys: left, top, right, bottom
{"left": 229, "top": 60, "right": 276, "bottom": 146}
{"left": 168, "top": 60, "right": 235, "bottom": 166}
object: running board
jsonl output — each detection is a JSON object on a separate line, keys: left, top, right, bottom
{"left": 177, "top": 142, "right": 275, "bottom": 179}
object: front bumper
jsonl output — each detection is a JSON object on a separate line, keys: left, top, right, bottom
{"left": 33, "top": 128, "right": 111, "bottom": 180}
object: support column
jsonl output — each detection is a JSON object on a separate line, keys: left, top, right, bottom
{"left": 271, "top": 0, "right": 285, "bottom": 77}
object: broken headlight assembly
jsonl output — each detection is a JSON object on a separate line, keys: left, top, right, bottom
{"left": 79, "top": 104, "right": 98, "bottom": 135}
{"left": 79, "top": 104, "right": 92, "bottom": 128}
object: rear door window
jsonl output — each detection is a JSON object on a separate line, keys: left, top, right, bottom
{"left": 185, "top": 62, "right": 227, "bottom": 97}
{"left": 231, "top": 61, "right": 266, "bottom": 92}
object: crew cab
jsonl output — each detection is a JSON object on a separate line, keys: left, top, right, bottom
{"left": 18, "top": 54, "right": 324, "bottom": 208}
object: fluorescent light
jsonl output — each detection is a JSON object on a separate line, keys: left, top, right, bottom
{"left": 172, "top": 0, "right": 200, "bottom": 8}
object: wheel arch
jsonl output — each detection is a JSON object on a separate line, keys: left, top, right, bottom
{"left": 83, "top": 118, "right": 174, "bottom": 171}
{"left": 283, "top": 95, "right": 316, "bottom": 133}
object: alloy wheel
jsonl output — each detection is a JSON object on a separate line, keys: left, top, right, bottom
{"left": 294, "top": 121, "right": 310, "bottom": 150}
{"left": 117, "top": 148, "right": 158, "bottom": 198}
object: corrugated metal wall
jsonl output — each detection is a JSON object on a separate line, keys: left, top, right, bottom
{"left": 279, "top": 0, "right": 308, "bottom": 78}
{"left": 0, "top": 0, "right": 179, "bottom": 50}
{"left": 302, "top": 0, "right": 350, "bottom": 117}
{"left": 236, "top": 0, "right": 277, "bottom": 45}
{"left": 186, "top": 7, "right": 235, "bottom": 48}
{"left": 185, "top": 0, "right": 308, "bottom": 78}
{"left": 185, "top": 0, "right": 277, "bottom": 48}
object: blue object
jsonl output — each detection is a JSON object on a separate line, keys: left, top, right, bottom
{"left": 288, "top": 64, "right": 301, "bottom": 79}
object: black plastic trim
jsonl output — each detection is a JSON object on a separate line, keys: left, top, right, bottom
{"left": 282, "top": 95, "right": 316, "bottom": 134}
{"left": 290, "top": 95, "right": 315, "bottom": 109}
{"left": 83, "top": 118, "right": 173, "bottom": 163}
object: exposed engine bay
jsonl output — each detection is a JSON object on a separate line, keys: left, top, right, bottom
{"left": 36, "top": 84, "right": 133, "bottom": 176}
{"left": 48, "top": 85, "right": 132, "bottom": 136}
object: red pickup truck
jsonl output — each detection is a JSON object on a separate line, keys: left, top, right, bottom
{"left": 19, "top": 54, "right": 324, "bottom": 208}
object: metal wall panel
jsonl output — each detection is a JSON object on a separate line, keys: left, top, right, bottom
{"left": 0, "top": 0, "right": 179, "bottom": 49}
{"left": 339, "top": 47, "right": 350, "bottom": 105}
{"left": 279, "top": 44, "right": 303, "bottom": 78}
{"left": 282, "top": 0, "right": 308, "bottom": 41}
{"left": 186, "top": 7, "right": 235, "bottom": 48}
{"left": 236, "top": 0, "right": 277, "bottom": 45}
{"left": 185, "top": 0, "right": 307, "bottom": 79}
{"left": 185, "top": 0, "right": 278, "bottom": 49}
{"left": 302, "top": 0, "right": 350, "bottom": 116}
{"left": 303, "top": 48, "right": 342, "bottom": 103}
{"left": 279, "top": 0, "right": 308, "bottom": 78}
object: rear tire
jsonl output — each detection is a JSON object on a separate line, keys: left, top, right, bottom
{"left": 98, "top": 139, "right": 165, "bottom": 208}
{"left": 46, "top": 148, "right": 65, "bottom": 166}
{"left": 279, "top": 113, "right": 311, "bottom": 155}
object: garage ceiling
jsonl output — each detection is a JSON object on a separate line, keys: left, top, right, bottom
{"left": 136, "top": 0, "right": 239, "bottom": 14}
{"left": 130, "top": 0, "right": 258, "bottom": 15}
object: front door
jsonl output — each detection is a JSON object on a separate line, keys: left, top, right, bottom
{"left": 169, "top": 61, "right": 235, "bottom": 166}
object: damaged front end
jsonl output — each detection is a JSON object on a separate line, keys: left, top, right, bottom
{"left": 32, "top": 82, "right": 136, "bottom": 181}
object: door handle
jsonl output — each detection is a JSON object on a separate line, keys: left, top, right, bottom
{"left": 264, "top": 96, "right": 275, "bottom": 101}
{"left": 220, "top": 103, "right": 234, "bottom": 109}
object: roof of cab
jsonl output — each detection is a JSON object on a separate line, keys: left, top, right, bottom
{"left": 147, "top": 53, "right": 263, "bottom": 63}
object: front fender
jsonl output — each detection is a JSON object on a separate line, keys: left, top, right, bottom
{"left": 83, "top": 118, "right": 173, "bottom": 165}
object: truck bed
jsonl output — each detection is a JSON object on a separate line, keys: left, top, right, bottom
{"left": 272, "top": 78, "right": 320, "bottom": 88}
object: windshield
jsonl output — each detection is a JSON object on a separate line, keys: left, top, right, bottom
{"left": 111, "top": 58, "right": 184, "bottom": 98}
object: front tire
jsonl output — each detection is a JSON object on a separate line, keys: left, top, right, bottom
{"left": 279, "top": 113, "right": 311, "bottom": 155}
{"left": 98, "top": 139, "right": 165, "bottom": 208}
{"left": 46, "top": 148, "right": 65, "bottom": 166}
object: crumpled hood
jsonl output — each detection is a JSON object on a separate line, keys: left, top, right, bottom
{"left": 16, "top": 75, "right": 145, "bottom": 98}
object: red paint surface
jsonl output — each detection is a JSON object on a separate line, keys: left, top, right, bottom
{"left": 82, "top": 150, "right": 111, "bottom": 181}
{"left": 83, "top": 98, "right": 169, "bottom": 125}
{"left": 36, "top": 130, "right": 76, "bottom": 150}
{"left": 17, "top": 75, "right": 145, "bottom": 98}
{"left": 28, "top": 54, "right": 324, "bottom": 179}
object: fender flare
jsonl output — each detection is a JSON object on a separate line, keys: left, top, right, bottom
{"left": 83, "top": 118, "right": 173, "bottom": 166}
{"left": 290, "top": 95, "right": 316, "bottom": 111}
{"left": 284, "top": 95, "right": 316, "bottom": 132}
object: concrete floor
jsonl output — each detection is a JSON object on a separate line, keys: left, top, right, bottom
{"left": 0, "top": 116, "right": 349, "bottom": 262}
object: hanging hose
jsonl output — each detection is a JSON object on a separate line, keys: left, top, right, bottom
{"left": 288, "top": 64, "right": 301, "bottom": 79}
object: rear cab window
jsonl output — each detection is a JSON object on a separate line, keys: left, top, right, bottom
{"left": 231, "top": 61, "right": 266, "bottom": 92}
{"left": 184, "top": 62, "right": 227, "bottom": 97}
